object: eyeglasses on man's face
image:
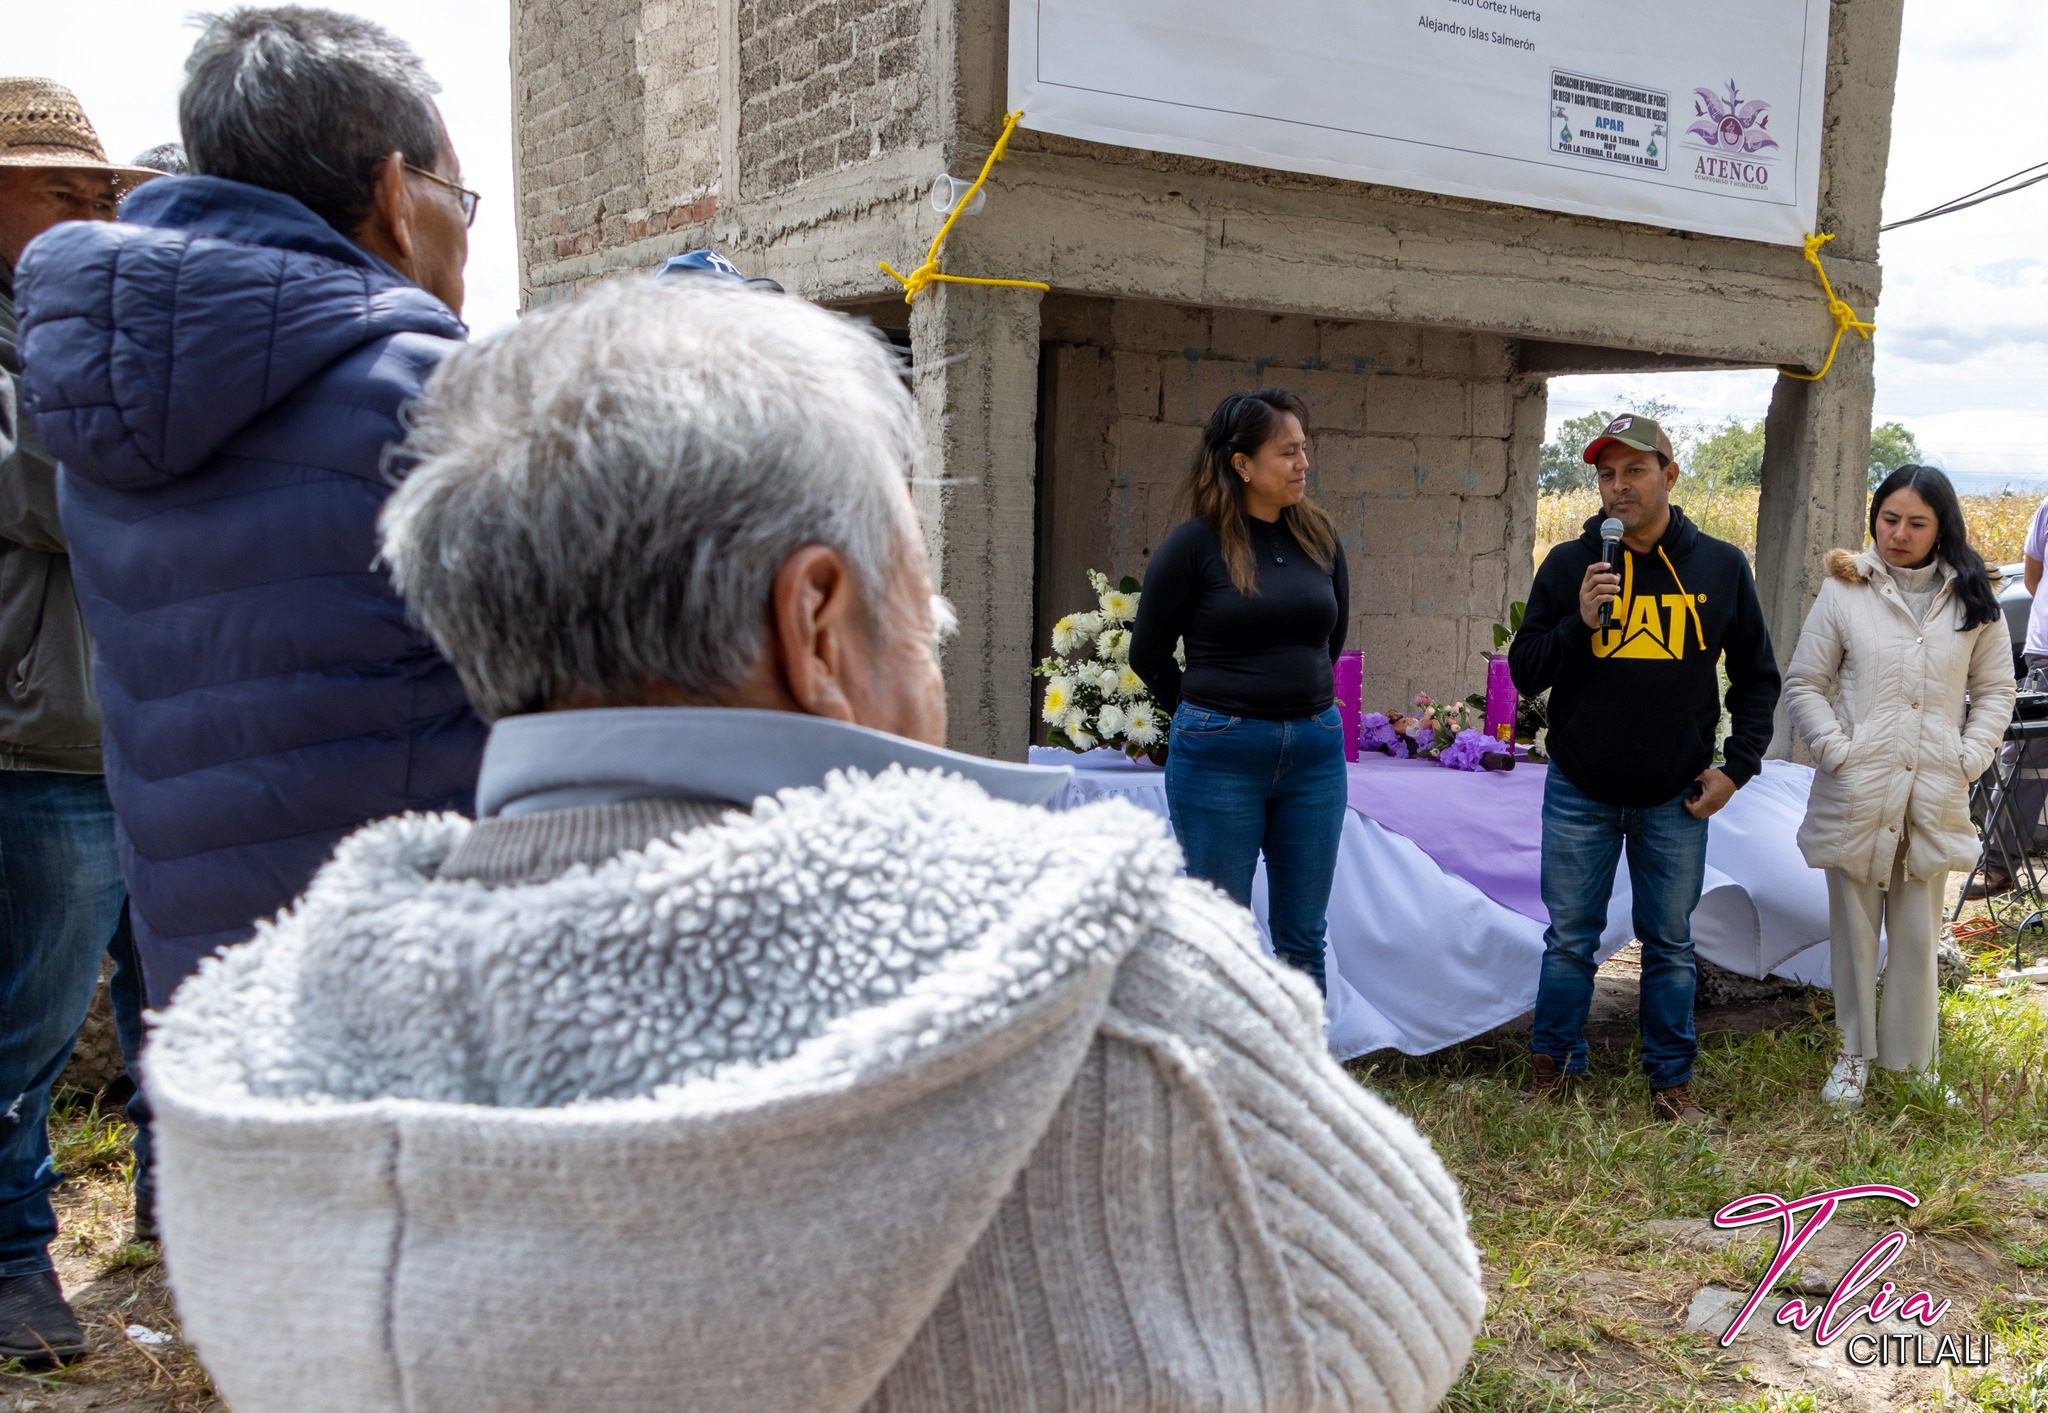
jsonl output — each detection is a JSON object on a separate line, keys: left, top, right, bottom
{"left": 403, "top": 163, "right": 479, "bottom": 228}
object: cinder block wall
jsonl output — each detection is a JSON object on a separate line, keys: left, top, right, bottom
{"left": 738, "top": 0, "right": 928, "bottom": 192}
{"left": 1039, "top": 297, "right": 1545, "bottom": 716}
{"left": 513, "top": 0, "right": 655, "bottom": 273}
{"left": 513, "top": 0, "right": 936, "bottom": 296}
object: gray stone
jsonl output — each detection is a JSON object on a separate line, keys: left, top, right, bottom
{"left": 1781, "top": 1266, "right": 1835, "bottom": 1297}
{"left": 1683, "top": 1285, "right": 1746, "bottom": 1337}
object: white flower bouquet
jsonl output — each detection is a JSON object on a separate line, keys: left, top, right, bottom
{"left": 1034, "top": 570, "right": 1173, "bottom": 763}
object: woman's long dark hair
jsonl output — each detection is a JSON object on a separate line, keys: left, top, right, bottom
{"left": 1182, "top": 388, "right": 1338, "bottom": 594}
{"left": 1870, "top": 465, "right": 2000, "bottom": 631}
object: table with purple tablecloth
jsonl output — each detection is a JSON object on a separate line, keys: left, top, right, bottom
{"left": 1029, "top": 747, "right": 1833, "bottom": 1058}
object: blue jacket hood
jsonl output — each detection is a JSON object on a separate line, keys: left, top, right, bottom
{"left": 16, "top": 175, "right": 465, "bottom": 489}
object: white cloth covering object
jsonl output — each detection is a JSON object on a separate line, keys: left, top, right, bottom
{"left": 145, "top": 767, "right": 1484, "bottom": 1413}
{"left": 1039, "top": 750, "right": 1837, "bottom": 1058}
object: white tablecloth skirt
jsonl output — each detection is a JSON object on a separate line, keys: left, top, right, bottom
{"left": 1029, "top": 749, "right": 1834, "bottom": 1060}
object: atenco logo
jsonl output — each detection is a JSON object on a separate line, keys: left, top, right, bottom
{"left": 1714, "top": 1185, "right": 1992, "bottom": 1368}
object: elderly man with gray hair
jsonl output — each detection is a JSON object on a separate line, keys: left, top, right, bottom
{"left": 141, "top": 278, "right": 1482, "bottom": 1413}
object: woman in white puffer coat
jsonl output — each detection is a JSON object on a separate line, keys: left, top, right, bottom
{"left": 1784, "top": 466, "right": 2014, "bottom": 1107}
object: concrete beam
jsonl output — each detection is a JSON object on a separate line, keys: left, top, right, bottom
{"left": 910, "top": 284, "right": 1045, "bottom": 758}
{"left": 1516, "top": 342, "right": 1757, "bottom": 378}
{"left": 908, "top": 156, "right": 1871, "bottom": 370}
{"left": 523, "top": 146, "right": 940, "bottom": 302}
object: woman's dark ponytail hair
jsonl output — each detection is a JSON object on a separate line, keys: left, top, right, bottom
{"left": 1870, "top": 465, "right": 2001, "bottom": 631}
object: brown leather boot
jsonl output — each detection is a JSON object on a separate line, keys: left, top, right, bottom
{"left": 1528, "top": 1053, "right": 1576, "bottom": 1101}
{"left": 1649, "top": 1083, "right": 1725, "bottom": 1132}
{"left": 1961, "top": 870, "right": 2017, "bottom": 900}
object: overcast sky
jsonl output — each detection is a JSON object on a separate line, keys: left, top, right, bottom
{"left": 13, "top": 3, "right": 2045, "bottom": 486}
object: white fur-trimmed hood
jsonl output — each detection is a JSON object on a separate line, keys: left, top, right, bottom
{"left": 148, "top": 766, "right": 1182, "bottom": 1118}
{"left": 145, "top": 767, "right": 1192, "bottom": 1413}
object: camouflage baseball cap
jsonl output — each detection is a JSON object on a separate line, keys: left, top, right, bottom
{"left": 1583, "top": 413, "right": 1675, "bottom": 465}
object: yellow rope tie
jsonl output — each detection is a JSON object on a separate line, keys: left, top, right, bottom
{"left": 1778, "top": 232, "right": 1875, "bottom": 383}
{"left": 880, "top": 110, "right": 1050, "bottom": 305}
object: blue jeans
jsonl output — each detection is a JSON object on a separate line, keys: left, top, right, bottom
{"left": 1532, "top": 768, "right": 1709, "bottom": 1091}
{"left": 0, "top": 771, "right": 128, "bottom": 1275}
{"left": 107, "top": 908, "right": 153, "bottom": 1228}
{"left": 1165, "top": 703, "right": 1348, "bottom": 991}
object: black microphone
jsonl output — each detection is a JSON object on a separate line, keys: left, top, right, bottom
{"left": 1598, "top": 517, "right": 1624, "bottom": 629}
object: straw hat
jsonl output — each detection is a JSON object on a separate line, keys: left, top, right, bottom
{"left": 0, "top": 77, "right": 163, "bottom": 191}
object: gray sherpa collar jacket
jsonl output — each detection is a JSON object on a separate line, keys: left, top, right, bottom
{"left": 147, "top": 758, "right": 1483, "bottom": 1412}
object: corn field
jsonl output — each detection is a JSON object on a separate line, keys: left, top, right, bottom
{"left": 1534, "top": 489, "right": 2042, "bottom": 568}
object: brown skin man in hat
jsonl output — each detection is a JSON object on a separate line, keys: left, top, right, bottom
{"left": 0, "top": 76, "right": 158, "bottom": 1367}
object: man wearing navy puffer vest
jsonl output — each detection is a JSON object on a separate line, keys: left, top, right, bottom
{"left": 14, "top": 8, "right": 486, "bottom": 1009}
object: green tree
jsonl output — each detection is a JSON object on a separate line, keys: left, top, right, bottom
{"left": 1688, "top": 417, "right": 1768, "bottom": 488}
{"left": 1868, "top": 421, "right": 1924, "bottom": 488}
{"left": 1537, "top": 397, "right": 1688, "bottom": 494}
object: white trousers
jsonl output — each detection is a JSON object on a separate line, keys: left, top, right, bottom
{"left": 1824, "top": 857, "right": 1942, "bottom": 1072}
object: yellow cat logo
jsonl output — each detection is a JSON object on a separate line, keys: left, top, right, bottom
{"left": 1593, "top": 552, "right": 1708, "bottom": 660}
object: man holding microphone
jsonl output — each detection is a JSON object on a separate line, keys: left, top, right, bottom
{"left": 1509, "top": 413, "right": 1781, "bottom": 1127}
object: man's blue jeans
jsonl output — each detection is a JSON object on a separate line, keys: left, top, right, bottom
{"left": 1165, "top": 703, "right": 1348, "bottom": 991}
{"left": 1533, "top": 767, "right": 1709, "bottom": 1091}
{"left": 0, "top": 771, "right": 127, "bottom": 1276}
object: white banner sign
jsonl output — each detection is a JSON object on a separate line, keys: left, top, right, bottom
{"left": 1009, "top": 0, "right": 1829, "bottom": 246}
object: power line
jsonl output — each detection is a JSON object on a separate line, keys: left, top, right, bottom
{"left": 1883, "top": 159, "right": 2048, "bottom": 231}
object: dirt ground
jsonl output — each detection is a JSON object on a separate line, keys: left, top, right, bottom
{"left": 0, "top": 1177, "right": 217, "bottom": 1411}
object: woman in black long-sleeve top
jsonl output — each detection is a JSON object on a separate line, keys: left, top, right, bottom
{"left": 1130, "top": 389, "right": 1351, "bottom": 995}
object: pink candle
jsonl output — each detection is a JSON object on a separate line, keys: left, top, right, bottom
{"left": 1334, "top": 651, "right": 1364, "bottom": 762}
{"left": 1484, "top": 653, "right": 1517, "bottom": 747}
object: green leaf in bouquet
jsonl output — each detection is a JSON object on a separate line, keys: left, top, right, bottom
{"left": 1119, "top": 575, "right": 1140, "bottom": 594}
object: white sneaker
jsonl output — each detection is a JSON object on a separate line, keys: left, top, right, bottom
{"left": 1892, "top": 1068, "right": 1962, "bottom": 1110}
{"left": 1822, "top": 1052, "right": 1868, "bottom": 1107}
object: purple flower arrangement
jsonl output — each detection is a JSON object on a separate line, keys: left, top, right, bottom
{"left": 1437, "top": 730, "right": 1500, "bottom": 772}
{"left": 1359, "top": 712, "right": 1409, "bottom": 758}
{"left": 1359, "top": 696, "right": 1514, "bottom": 771}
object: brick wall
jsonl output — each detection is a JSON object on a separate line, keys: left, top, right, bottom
{"left": 1038, "top": 297, "right": 1544, "bottom": 717}
{"left": 635, "top": 0, "right": 723, "bottom": 229}
{"left": 513, "top": 0, "right": 649, "bottom": 277}
{"left": 738, "top": 0, "right": 926, "bottom": 193}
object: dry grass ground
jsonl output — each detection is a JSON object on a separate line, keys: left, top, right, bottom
{"left": 1536, "top": 490, "right": 2042, "bottom": 568}
{"left": 1361, "top": 912, "right": 2048, "bottom": 1413}
{"left": 0, "top": 1104, "right": 217, "bottom": 1412}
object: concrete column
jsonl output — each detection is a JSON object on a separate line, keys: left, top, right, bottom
{"left": 910, "top": 284, "right": 1044, "bottom": 758}
{"left": 1754, "top": 334, "right": 1876, "bottom": 757}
